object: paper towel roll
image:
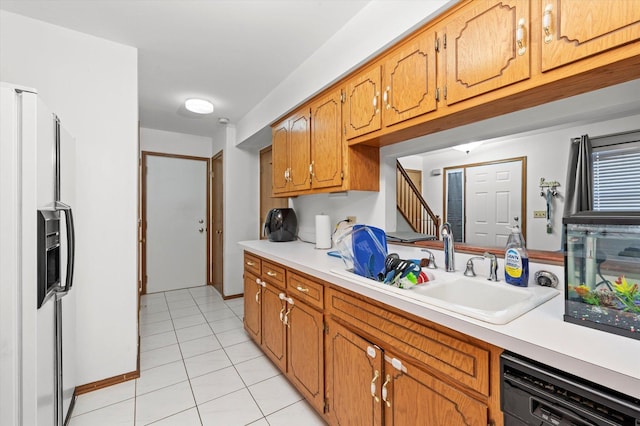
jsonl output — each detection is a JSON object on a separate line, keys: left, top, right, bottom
{"left": 315, "top": 215, "right": 332, "bottom": 249}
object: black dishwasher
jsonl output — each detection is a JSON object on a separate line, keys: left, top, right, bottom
{"left": 500, "top": 352, "right": 640, "bottom": 426}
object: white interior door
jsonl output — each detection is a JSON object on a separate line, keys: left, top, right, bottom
{"left": 146, "top": 155, "right": 207, "bottom": 293}
{"left": 466, "top": 160, "right": 522, "bottom": 247}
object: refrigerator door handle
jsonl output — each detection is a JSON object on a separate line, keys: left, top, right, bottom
{"left": 55, "top": 201, "right": 75, "bottom": 294}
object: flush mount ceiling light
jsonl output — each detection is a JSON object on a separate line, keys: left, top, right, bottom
{"left": 185, "top": 98, "right": 214, "bottom": 114}
{"left": 452, "top": 141, "right": 483, "bottom": 153}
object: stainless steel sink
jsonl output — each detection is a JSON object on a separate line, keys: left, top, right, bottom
{"left": 330, "top": 269, "right": 559, "bottom": 324}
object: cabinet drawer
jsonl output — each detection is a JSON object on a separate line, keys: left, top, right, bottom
{"left": 327, "top": 288, "right": 490, "bottom": 396}
{"left": 244, "top": 253, "right": 261, "bottom": 276}
{"left": 262, "top": 261, "right": 286, "bottom": 289}
{"left": 288, "top": 273, "right": 324, "bottom": 310}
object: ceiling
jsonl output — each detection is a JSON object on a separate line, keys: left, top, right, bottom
{"left": 0, "top": 0, "right": 370, "bottom": 137}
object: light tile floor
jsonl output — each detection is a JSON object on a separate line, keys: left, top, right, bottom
{"left": 69, "top": 286, "right": 326, "bottom": 426}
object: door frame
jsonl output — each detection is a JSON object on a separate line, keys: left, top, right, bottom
{"left": 442, "top": 156, "right": 527, "bottom": 243}
{"left": 211, "top": 150, "right": 224, "bottom": 295}
{"left": 140, "top": 151, "right": 211, "bottom": 294}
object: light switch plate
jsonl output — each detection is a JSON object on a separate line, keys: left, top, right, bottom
{"left": 533, "top": 210, "right": 547, "bottom": 218}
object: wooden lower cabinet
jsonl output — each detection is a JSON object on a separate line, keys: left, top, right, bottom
{"left": 243, "top": 271, "right": 262, "bottom": 344}
{"left": 326, "top": 320, "right": 383, "bottom": 426}
{"left": 383, "top": 353, "right": 488, "bottom": 426}
{"left": 326, "top": 319, "right": 489, "bottom": 425}
{"left": 261, "top": 283, "right": 287, "bottom": 371}
{"left": 287, "top": 295, "right": 325, "bottom": 413}
{"left": 243, "top": 252, "right": 503, "bottom": 425}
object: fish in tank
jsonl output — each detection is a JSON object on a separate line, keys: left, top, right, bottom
{"left": 564, "top": 212, "right": 640, "bottom": 340}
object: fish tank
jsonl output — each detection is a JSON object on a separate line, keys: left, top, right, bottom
{"left": 564, "top": 212, "right": 640, "bottom": 340}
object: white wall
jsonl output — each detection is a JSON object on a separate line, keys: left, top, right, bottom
{"left": 140, "top": 127, "right": 213, "bottom": 158}
{"left": 0, "top": 11, "right": 138, "bottom": 387}
{"left": 212, "top": 125, "right": 261, "bottom": 296}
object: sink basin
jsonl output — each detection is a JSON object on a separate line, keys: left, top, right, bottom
{"left": 329, "top": 269, "right": 559, "bottom": 324}
{"left": 411, "top": 277, "right": 558, "bottom": 324}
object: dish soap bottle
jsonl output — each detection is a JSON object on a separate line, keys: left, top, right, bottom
{"left": 504, "top": 218, "right": 529, "bottom": 287}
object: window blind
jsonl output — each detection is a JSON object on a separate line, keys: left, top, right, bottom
{"left": 592, "top": 141, "right": 640, "bottom": 211}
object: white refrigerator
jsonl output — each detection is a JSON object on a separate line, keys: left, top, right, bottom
{"left": 0, "top": 82, "right": 77, "bottom": 426}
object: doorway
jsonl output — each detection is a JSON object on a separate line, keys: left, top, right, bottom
{"left": 211, "top": 151, "right": 224, "bottom": 295}
{"left": 141, "top": 152, "right": 210, "bottom": 294}
{"left": 260, "top": 146, "right": 288, "bottom": 238}
{"left": 444, "top": 157, "right": 526, "bottom": 246}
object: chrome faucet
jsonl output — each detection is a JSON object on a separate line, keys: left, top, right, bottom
{"left": 484, "top": 252, "right": 499, "bottom": 281}
{"left": 441, "top": 222, "right": 455, "bottom": 272}
{"left": 420, "top": 249, "right": 437, "bottom": 269}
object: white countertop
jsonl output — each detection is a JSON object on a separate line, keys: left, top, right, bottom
{"left": 239, "top": 239, "right": 640, "bottom": 400}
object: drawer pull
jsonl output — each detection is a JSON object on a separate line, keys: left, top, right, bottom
{"left": 296, "top": 285, "right": 309, "bottom": 293}
{"left": 246, "top": 261, "right": 256, "bottom": 266}
{"left": 370, "top": 370, "right": 380, "bottom": 403}
{"left": 266, "top": 271, "right": 277, "bottom": 277}
{"left": 382, "top": 374, "right": 391, "bottom": 407}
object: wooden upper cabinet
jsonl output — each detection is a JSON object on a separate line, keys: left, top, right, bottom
{"left": 541, "top": 0, "right": 640, "bottom": 71}
{"left": 271, "top": 121, "right": 290, "bottom": 194}
{"left": 444, "top": 0, "right": 531, "bottom": 105}
{"left": 382, "top": 29, "right": 438, "bottom": 128}
{"left": 288, "top": 112, "right": 311, "bottom": 192}
{"left": 309, "top": 89, "right": 343, "bottom": 190}
{"left": 344, "top": 65, "right": 382, "bottom": 140}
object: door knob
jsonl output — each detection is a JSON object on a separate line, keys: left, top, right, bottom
{"left": 198, "top": 228, "right": 204, "bottom": 233}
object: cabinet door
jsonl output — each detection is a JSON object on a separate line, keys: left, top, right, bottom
{"left": 344, "top": 65, "right": 382, "bottom": 140}
{"left": 286, "top": 299, "right": 324, "bottom": 414}
{"left": 288, "top": 112, "right": 311, "bottom": 192}
{"left": 382, "top": 30, "right": 437, "bottom": 128}
{"left": 243, "top": 272, "right": 262, "bottom": 344}
{"left": 261, "top": 284, "right": 287, "bottom": 372}
{"left": 326, "top": 320, "right": 383, "bottom": 426}
{"left": 271, "top": 121, "right": 290, "bottom": 194}
{"left": 541, "top": 0, "right": 640, "bottom": 71}
{"left": 383, "top": 355, "right": 488, "bottom": 426}
{"left": 445, "top": 0, "right": 531, "bottom": 105}
{"left": 310, "top": 89, "right": 343, "bottom": 190}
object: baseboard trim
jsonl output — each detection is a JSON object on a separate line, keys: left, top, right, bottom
{"left": 75, "top": 369, "right": 140, "bottom": 395}
{"left": 223, "top": 293, "right": 243, "bottom": 300}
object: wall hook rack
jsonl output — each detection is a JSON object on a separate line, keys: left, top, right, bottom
{"left": 539, "top": 177, "right": 560, "bottom": 197}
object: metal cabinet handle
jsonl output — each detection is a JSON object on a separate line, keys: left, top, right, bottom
{"left": 266, "top": 271, "right": 277, "bottom": 277}
{"left": 255, "top": 288, "right": 261, "bottom": 304}
{"left": 516, "top": 18, "right": 526, "bottom": 56}
{"left": 372, "top": 92, "right": 380, "bottom": 113}
{"left": 283, "top": 306, "right": 293, "bottom": 327}
{"left": 296, "top": 285, "right": 309, "bottom": 293}
{"left": 382, "top": 374, "right": 391, "bottom": 407}
{"left": 278, "top": 292, "right": 286, "bottom": 322}
{"left": 370, "top": 370, "right": 380, "bottom": 403}
{"left": 383, "top": 86, "right": 390, "bottom": 110}
{"left": 247, "top": 261, "right": 256, "bottom": 267}
{"left": 542, "top": 4, "right": 553, "bottom": 43}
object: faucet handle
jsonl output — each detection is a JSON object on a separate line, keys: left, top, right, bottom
{"left": 464, "top": 256, "right": 484, "bottom": 277}
{"left": 420, "top": 249, "right": 437, "bottom": 269}
{"left": 483, "top": 252, "right": 499, "bottom": 281}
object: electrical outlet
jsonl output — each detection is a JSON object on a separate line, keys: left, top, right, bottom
{"left": 533, "top": 210, "right": 547, "bottom": 218}
{"left": 346, "top": 216, "right": 357, "bottom": 223}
